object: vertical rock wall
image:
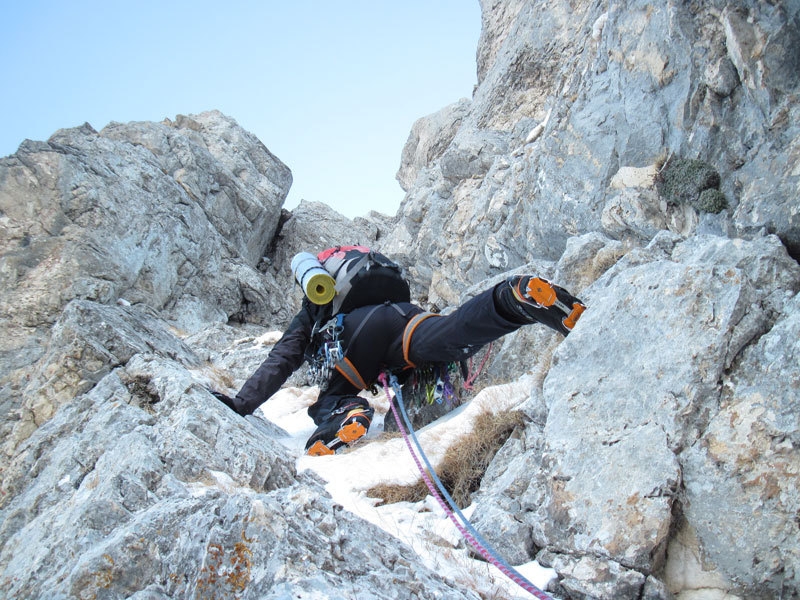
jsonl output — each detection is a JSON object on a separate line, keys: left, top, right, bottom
{"left": 388, "top": 1, "right": 800, "bottom": 598}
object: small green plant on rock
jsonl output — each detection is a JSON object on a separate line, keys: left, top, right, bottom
{"left": 697, "top": 188, "right": 728, "bottom": 213}
{"left": 656, "top": 156, "right": 728, "bottom": 214}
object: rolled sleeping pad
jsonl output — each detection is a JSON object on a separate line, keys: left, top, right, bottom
{"left": 291, "top": 252, "right": 336, "bottom": 305}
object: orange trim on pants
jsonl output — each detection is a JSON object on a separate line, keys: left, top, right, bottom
{"left": 334, "top": 356, "right": 367, "bottom": 390}
{"left": 402, "top": 312, "right": 441, "bottom": 368}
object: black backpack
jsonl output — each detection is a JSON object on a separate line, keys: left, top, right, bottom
{"left": 317, "top": 245, "right": 411, "bottom": 314}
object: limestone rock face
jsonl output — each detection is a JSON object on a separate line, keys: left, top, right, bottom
{"left": 397, "top": 99, "right": 472, "bottom": 192}
{"left": 471, "top": 233, "right": 800, "bottom": 598}
{"left": 681, "top": 289, "right": 800, "bottom": 595}
{"left": 0, "top": 353, "right": 480, "bottom": 600}
{"left": 389, "top": 1, "right": 800, "bottom": 597}
{"left": 0, "top": 111, "right": 291, "bottom": 331}
{"left": 0, "top": 112, "right": 482, "bottom": 599}
{"left": 390, "top": 0, "right": 800, "bottom": 305}
{"left": 0, "top": 111, "right": 294, "bottom": 454}
{"left": 538, "top": 234, "right": 798, "bottom": 577}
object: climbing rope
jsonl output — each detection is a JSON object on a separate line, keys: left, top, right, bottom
{"left": 463, "top": 342, "right": 493, "bottom": 391}
{"left": 378, "top": 372, "right": 553, "bottom": 600}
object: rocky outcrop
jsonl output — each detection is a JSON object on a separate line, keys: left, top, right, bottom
{"left": 468, "top": 231, "right": 800, "bottom": 598}
{"left": 1, "top": 111, "right": 291, "bottom": 331}
{"left": 397, "top": 99, "right": 472, "bottom": 192}
{"left": 0, "top": 351, "right": 480, "bottom": 599}
{"left": 0, "top": 112, "right": 482, "bottom": 599}
{"left": 0, "top": 111, "right": 294, "bottom": 455}
{"left": 389, "top": 1, "right": 800, "bottom": 598}
{"left": 389, "top": 0, "right": 800, "bottom": 301}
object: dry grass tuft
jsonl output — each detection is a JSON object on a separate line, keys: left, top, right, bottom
{"left": 368, "top": 479, "right": 430, "bottom": 505}
{"left": 367, "top": 410, "right": 525, "bottom": 508}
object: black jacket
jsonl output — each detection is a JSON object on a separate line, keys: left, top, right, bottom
{"left": 235, "top": 298, "right": 330, "bottom": 415}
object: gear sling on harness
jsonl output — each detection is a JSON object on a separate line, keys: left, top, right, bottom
{"left": 331, "top": 304, "right": 386, "bottom": 389}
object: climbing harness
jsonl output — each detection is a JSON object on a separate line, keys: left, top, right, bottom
{"left": 307, "top": 303, "right": 387, "bottom": 391}
{"left": 378, "top": 372, "right": 553, "bottom": 600}
{"left": 402, "top": 311, "right": 440, "bottom": 368}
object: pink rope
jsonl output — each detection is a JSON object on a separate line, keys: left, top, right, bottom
{"left": 463, "top": 342, "right": 493, "bottom": 391}
{"left": 379, "top": 373, "right": 552, "bottom": 600}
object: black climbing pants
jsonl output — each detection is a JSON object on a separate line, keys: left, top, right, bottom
{"left": 309, "top": 286, "right": 521, "bottom": 425}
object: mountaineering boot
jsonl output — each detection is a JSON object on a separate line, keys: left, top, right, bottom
{"left": 495, "top": 276, "right": 586, "bottom": 335}
{"left": 305, "top": 401, "right": 375, "bottom": 456}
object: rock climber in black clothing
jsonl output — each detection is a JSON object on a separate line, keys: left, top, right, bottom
{"left": 213, "top": 246, "right": 586, "bottom": 456}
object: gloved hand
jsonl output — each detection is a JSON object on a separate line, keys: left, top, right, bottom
{"left": 209, "top": 389, "right": 242, "bottom": 414}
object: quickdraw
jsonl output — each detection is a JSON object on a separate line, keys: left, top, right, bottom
{"left": 400, "top": 362, "right": 460, "bottom": 407}
{"left": 307, "top": 314, "right": 345, "bottom": 390}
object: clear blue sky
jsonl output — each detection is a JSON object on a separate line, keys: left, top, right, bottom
{"left": 0, "top": 1, "right": 481, "bottom": 218}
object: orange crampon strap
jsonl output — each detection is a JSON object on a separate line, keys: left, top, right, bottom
{"left": 562, "top": 302, "right": 586, "bottom": 330}
{"left": 338, "top": 420, "right": 368, "bottom": 444}
{"left": 306, "top": 440, "right": 336, "bottom": 456}
{"left": 522, "top": 277, "right": 557, "bottom": 307}
{"left": 306, "top": 407, "right": 371, "bottom": 456}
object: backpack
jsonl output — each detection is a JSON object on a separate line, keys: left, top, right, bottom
{"left": 317, "top": 245, "right": 411, "bottom": 315}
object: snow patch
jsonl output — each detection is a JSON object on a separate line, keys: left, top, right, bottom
{"left": 258, "top": 375, "right": 556, "bottom": 598}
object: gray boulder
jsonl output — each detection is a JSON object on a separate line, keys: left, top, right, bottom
{"left": 0, "top": 111, "right": 294, "bottom": 454}
{"left": 397, "top": 99, "right": 471, "bottom": 191}
{"left": 682, "top": 290, "right": 800, "bottom": 595}
{"left": 0, "top": 111, "right": 291, "bottom": 333}
{"left": 472, "top": 233, "right": 800, "bottom": 598}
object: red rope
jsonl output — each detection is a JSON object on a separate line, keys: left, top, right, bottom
{"left": 463, "top": 342, "right": 493, "bottom": 391}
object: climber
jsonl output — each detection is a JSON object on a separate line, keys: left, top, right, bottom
{"left": 212, "top": 246, "right": 586, "bottom": 456}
